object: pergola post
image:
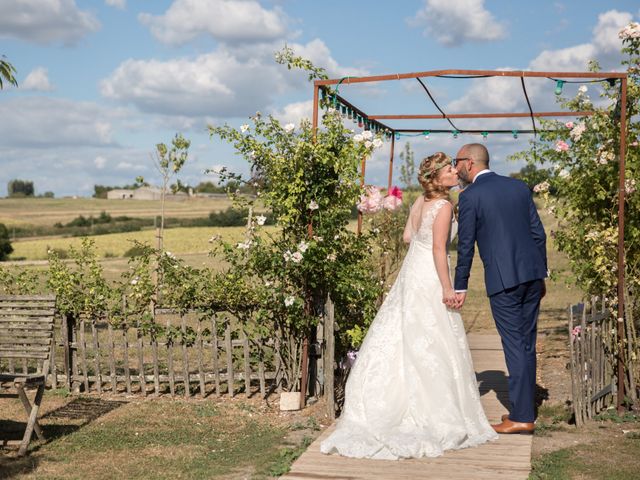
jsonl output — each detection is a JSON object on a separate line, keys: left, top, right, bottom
{"left": 387, "top": 133, "right": 395, "bottom": 191}
{"left": 616, "top": 76, "right": 628, "bottom": 413}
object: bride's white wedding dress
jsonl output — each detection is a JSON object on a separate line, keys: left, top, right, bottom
{"left": 320, "top": 198, "right": 498, "bottom": 460}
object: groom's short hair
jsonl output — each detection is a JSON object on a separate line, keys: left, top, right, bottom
{"left": 464, "top": 143, "right": 490, "bottom": 167}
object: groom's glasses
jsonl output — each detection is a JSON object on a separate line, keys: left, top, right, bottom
{"left": 452, "top": 157, "right": 471, "bottom": 167}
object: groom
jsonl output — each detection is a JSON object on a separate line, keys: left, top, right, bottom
{"left": 450, "top": 143, "right": 547, "bottom": 435}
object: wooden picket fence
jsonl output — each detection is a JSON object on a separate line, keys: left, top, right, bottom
{"left": 568, "top": 298, "right": 617, "bottom": 425}
{"left": 12, "top": 309, "right": 283, "bottom": 399}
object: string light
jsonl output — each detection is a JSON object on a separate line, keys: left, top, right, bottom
{"left": 423, "top": 130, "right": 430, "bottom": 140}
{"left": 512, "top": 130, "right": 518, "bottom": 139}
{"left": 452, "top": 130, "right": 460, "bottom": 139}
{"left": 554, "top": 80, "right": 565, "bottom": 96}
{"left": 481, "top": 131, "right": 488, "bottom": 141}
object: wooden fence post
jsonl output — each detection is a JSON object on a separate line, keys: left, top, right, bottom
{"left": 324, "top": 297, "right": 335, "bottom": 420}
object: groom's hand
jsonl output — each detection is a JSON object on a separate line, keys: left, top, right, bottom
{"left": 453, "top": 291, "right": 466, "bottom": 309}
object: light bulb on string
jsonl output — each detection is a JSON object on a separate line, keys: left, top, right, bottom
{"left": 453, "top": 130, "right": 459, "bottom": 139}
{"left": 423, "top": 131, "right": 430, "bottom": 140}
{"left": 481, "top": 132, "right": 488, "bottom": 141}
{"left": 554, "top": 80, "right": 565, "bottom": 96}
{"left": 357, "top": 115, "right": 363, "bottom": 128}
{"left": 512, "top": 130, "right": 518, "bottom": 139}
{"left": 395, "top": 132, "right": 401, "bottom": 140}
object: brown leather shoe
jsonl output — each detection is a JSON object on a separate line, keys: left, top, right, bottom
{"left": 491, "top": 418, "right": 535, "bottom": 435}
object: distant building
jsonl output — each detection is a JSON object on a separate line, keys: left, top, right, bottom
{"left": 107, "top": 186, "right": 189, "bottom": 201}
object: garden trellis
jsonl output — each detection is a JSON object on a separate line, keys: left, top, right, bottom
{"left": 311, "top": 68, "right": 630, "bottom": 411}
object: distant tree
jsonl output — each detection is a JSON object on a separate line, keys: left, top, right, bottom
{"left": 194, "top": 181, "right": 225, "bottom": 194}
{"left": 42, "top": 191, "right": 55, "bottom": 198}
{"left": 0, "top": 223, "right": 13, "bottom": 261}
{"left": 510, "top": 164, "right": 552, "bottom": 192}
{"left": 399, "top": 142, "right": 417, "bottom": 190}
{"left": 8, "top": 179, "right": 35, "bottom": 197}
{"left": 0, "top": 55, "right": 17, "bottom": 89}
{"left": 93, "top": 185, "right": 113, "bottom": 198}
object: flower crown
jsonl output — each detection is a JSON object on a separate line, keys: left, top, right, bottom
{"left": 421, "top": 156, "right": 451, "bottom": 181}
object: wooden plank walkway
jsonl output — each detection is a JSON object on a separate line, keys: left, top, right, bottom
{"left": 283, "top": 334, "right": 532, "bottom": 480}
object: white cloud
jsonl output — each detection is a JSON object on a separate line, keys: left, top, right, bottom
{"left": 408, "top": 0, "right": 507, "bottom": 47}
{"left": 139, "top": 0, "right": 288, "bottom": 46}
{"left": 100, "top": 39, "right": 364, "bottom": 119}
{"left": 101, "top": 51, "right": 275, "bottom": 117}
{"left": 530, "top": 10, "right": 631, "bottom": 71}
{"left": 271, "top": 100, "right": 313, "bottom": 126}
{"left": 116, "top": 161, "right": 145, "bottom": 171}
{"left": 0, "top": 0, "right": 100, "bottom": 45}
{"left": 0, "top": 97, "right": 121, "bottom": 148}
{"left": 22, "top": 67, "right": 54, "bottom": 91}
{"left": 105, "top": 0, "right": 126, "bottom": 9}
{"left": 94, "top": 156, "right": 107, "bottom": 169}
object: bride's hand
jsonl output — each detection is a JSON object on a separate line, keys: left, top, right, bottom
{"left": 442, "top": 287, "right": 456, "bottom": 307}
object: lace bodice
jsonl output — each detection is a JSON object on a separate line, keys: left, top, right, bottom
{"left": 411, "top": 198, "right": 457, "bottom": 248}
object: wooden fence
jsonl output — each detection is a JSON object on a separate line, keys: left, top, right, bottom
{"left": 2, "top": 309, "right": 283, "bottom": 399}
{"left": 568, "top": 298, "right": 616, "bottom": 425}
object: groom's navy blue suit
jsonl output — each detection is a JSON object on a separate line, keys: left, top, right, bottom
{"left": 454, "top": 171, "right": 547, "bottom": 423}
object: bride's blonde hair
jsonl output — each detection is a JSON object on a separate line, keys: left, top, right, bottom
{"left": 418, "top": 152, "right": 451, "bottom": 200}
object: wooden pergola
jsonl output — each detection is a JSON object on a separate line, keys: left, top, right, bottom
{"left": 309, "top": 69, "right": 629, "bottom": 412}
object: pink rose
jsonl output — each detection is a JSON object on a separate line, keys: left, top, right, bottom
{"left": 383, "top": 195, "right": 402, "bottom": 211}
{"left": 555, "top": 140, "right": 569, "bottom": 152}
{"left": 388, "top": 185, "right": 403, "bottom": 200}
{"left": 565, "top": 121, "right": 574, "bottom": 129}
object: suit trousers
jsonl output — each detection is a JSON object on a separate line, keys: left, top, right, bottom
{"left": 488, "top": 279, "right": 543, "bottom": 423}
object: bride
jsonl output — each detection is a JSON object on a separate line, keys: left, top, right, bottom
{"left": 320, "top": 152, "right": 498, "bottom": 460}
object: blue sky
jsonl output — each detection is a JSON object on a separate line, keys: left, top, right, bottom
{"left": 1, "top": 0, "right": 638, "bottom": 197}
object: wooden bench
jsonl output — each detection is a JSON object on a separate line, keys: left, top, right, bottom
{"left": 0, "top": 294, "right": 56, "bottom": 456}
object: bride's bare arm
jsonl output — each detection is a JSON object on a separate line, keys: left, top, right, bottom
{"left": 402, "top": 197, "right": 423, "bottom": 243}
{"left": 432, "top": 202, "right": 455, "bottom": 305}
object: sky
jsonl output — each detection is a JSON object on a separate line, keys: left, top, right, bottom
{"left": 1, "top": 0, "right": 638, "bottom": 197}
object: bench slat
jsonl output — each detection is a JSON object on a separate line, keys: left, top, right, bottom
{"left": 1, "top": 323, "right": 54, "bottom": 331}
{"left": 0, "top": 330, "right": 54, "bottom": 338}
{"left": 0, "top": 310, "right": 56, "bottom": 317}
{"left": 0, "top": 344, "right": 51, "bottom": 352}
{"left": 0, "top": 351, "right": 49, "bottom": 359}
{"left": 0, "top": 338, "right": 51, "bottom": 345}
{"left": 0, "top": 294, "right": 55, "bottom": 301}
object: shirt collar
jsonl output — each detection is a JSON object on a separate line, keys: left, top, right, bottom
{"left": 473, "top": 169, "right": 492, "bottom": 183}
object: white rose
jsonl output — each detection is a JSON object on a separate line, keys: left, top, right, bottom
{"left": 256, "top": 215, "right": 267, "bottom": 226}
{"left": 240, "top": 124, "right": 249, "bottom": 133}
{"left": 364, "top": 140, "right": 372, "bottom": 148}
{"left": 353, "top": 134, "right": 364, "bottom": 143}
{"left": 362, "top": 130, "right": 373, "bottom": 140}
{"left": 308, "top": 200, "right": 319, "bottom": 210}
{"left": 297, "top": 241, "right": 309, "bottom": 253}
{"left": 284, "top": 296, "right": 295, "bottom": 307}
{"left": 373, "top": 138, "right": 383, "bottom": 149}
{"left": 283, "top": 250, "right": 293, "bottom": 262}
{"left": 578, "top": 85, "right": 588, "bottom": 94}
{"left": 284, "top": 123, "right": 295, "bottom": 133}
{"left": 291, "top": 251, "right": 303, "bottom": 263}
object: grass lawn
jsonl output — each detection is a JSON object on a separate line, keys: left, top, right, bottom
{"left": 0, "top": 392, "right": 323, "bottom": 479}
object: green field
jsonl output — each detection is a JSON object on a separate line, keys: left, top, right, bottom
{"left": 10, "top": 225, "right": 267, "bottom": 260}
{"left": 0, "top": 197, "right": 236, "bottom": 228}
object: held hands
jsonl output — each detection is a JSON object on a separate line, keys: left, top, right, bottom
{"left": 443, "top": 290, "right": 466, "bottom": 310}
{"left": 442, "top": 287, "right": 456, "bottom": 308}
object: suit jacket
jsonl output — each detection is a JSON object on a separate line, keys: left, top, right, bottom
{"left": 454, "top": 172, "right": 547, "bottom": 296}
